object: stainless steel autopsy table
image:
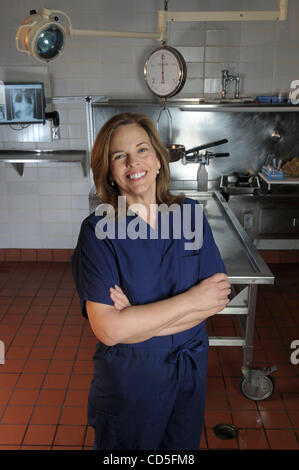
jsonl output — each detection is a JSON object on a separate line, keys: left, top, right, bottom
{"left": 170, "top": 190, "right": 276, "bottom": 401}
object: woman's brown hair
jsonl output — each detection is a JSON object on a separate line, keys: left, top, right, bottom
{"left": 91, "top": 112, "right": 185, "bottom": 214}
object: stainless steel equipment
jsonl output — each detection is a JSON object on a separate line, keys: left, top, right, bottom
{"left": 220, "top": 174, "right": 260, "bottom": 196}
{"left": 168, "top": 138, "right": 230, "bottom": 190}
{"left": 219, "top": 169, "right": 299, "bottom": 249}
{"left": 167, "top": 138, "right": 229, "bottom": 162}
{"left": 91, "top": 100, "right": 299, "bottom": 186}
{"left": 227, "top": 194, "right": 299, "bottom": 250}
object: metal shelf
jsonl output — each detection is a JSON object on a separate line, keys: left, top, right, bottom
{"left": 92, "top": 98, "right": 299, "bottom": 113}
{"left": 0, "top": 150, "right": 89, "bottom": 177}
{"left": 179, "top": 103, "right": 299, "bottom": 112}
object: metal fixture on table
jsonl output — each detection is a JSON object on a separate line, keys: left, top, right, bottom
{"left": 220, "top": 173, "right": 261, "bottom": 198}
{"left": 167, "top": 138, "right": 229, "bottom": 163}
{"left": 221, "top": 69, "right": 240, "bottom": 99}
{"left": 182, "top": 141, "right": 230, "bottom": 191}
{"left": 169, "top": 139, "right": 230, "bottom": 191}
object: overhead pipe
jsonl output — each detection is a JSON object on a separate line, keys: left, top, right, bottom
{"left": 158, "top": 0, "right": 288, "bottom": 43}
{"left": 42, "top": 1, "right": 289, "bottom": 43}
{"left": 279, "top": 0, "right": 289, "bottom": 21}
{"left": 45, "top": 8, "right": 163, "bottom": 42}
{"left": 162, "top": 0, "right": 288, "bottom": 24}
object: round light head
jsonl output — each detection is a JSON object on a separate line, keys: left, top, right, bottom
{"left": 31, "top": 21, "right": 65, "bottom": 62}
{"left": 16, "top": 12, "right": 66, "bottom": 63}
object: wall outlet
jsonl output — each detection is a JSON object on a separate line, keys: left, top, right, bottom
{"left": 52, "top": 126, "right": 60, "bottom": 140}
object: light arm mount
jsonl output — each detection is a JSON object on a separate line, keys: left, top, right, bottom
{"left": 15, "top": 2, "right": 288, "bottom": 63}
{"left": 15, "top": 8, "right": 164, "bottom": 63}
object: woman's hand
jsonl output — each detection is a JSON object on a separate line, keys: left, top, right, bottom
{"left": 187, "top": 273, "right": 231, "bottom": 312}
{"left": 109, "top": 285, "right": 131, "bottom": 311}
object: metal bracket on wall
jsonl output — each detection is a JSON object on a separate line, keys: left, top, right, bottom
{"left": 11, "top": 163, "right": 25, "bottom": 177}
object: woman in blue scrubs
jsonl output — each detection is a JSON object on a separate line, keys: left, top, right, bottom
{"left": 71, "top": 113, "right": 230, "bottom": 450}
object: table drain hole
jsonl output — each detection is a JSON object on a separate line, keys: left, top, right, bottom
{"left": 213, "top": 423, "right": 238, "bottom": 440}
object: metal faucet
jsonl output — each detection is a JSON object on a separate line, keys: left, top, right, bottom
{"left": 221, "top": 69, "right": 240, "bottom": 99}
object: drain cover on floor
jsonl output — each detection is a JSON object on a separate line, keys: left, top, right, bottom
{"left": 213, "top": 423, "right": 238, "bottom": 440}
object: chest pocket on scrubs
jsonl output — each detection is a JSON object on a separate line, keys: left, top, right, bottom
{"left": 178, "top": 244, "right": 200, "bottom": 292}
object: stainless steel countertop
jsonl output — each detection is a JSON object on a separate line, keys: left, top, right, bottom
{"left": 170, "top": 190, "right": 274, "bottom": 285}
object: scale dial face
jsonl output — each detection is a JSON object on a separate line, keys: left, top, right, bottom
{"left": 144, "top": 46, "right": 187, "bottom": 98}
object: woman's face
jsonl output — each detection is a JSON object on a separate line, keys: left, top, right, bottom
{"left": 109, "top": 123, "right": 161, "bottom": 205}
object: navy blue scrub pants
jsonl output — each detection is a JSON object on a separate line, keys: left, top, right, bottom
{"left": 88, "top": 324, "right": 209, "bottom": 450}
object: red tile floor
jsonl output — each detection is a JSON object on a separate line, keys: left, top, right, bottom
{"left": 0, "top": 261, "right": 298, "bottom": 450}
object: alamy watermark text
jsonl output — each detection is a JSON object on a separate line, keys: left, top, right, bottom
{"left": 94, "top": 197, "right": 203, "bottom": 250}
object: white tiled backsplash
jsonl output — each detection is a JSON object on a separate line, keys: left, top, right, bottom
{"left": 1, "top": 0, "right": 299, "bottom": 249}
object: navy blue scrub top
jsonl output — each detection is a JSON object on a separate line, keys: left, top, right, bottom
{"left": 71, "top": 197, "right": 226, "bottom": 321}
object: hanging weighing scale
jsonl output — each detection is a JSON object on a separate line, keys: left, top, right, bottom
{"left": 144, "top": 45, "right": 187, "bottom": 160}
{"left": 143, "top": 44, "right": 229, "bottom": 168}
{"left": 144, "top": 45, "right": 187, "bottom": 99}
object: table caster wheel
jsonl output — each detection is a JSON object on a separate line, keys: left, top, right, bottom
{"left": 240, "top": 374, "right": 275, "bottom": 401}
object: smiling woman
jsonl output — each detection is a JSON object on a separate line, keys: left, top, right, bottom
{"left": 91, "top": 113, "right": 185, "bottom": 217}
{"left": 108, "top": 123, "right": 161, "bottom": 210}
{"left": 71, "top": 112, "right": 229, "bottom": 451}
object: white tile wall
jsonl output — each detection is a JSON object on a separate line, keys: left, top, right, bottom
{"left": 206, "top": 46, "right": 240, "bottom": 63}
{"left": 205, "top": 62, "right": 239, "bottom": 79}
{"left": 1, "top": 0, "right": 299, "bottom": 248}
{"left": 206, "top": 29, "right": 241, "bottom": 46}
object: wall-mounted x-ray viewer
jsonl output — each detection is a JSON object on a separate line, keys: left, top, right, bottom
{"left": 0, "top": 82, "right": 45, "bottom": 125}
